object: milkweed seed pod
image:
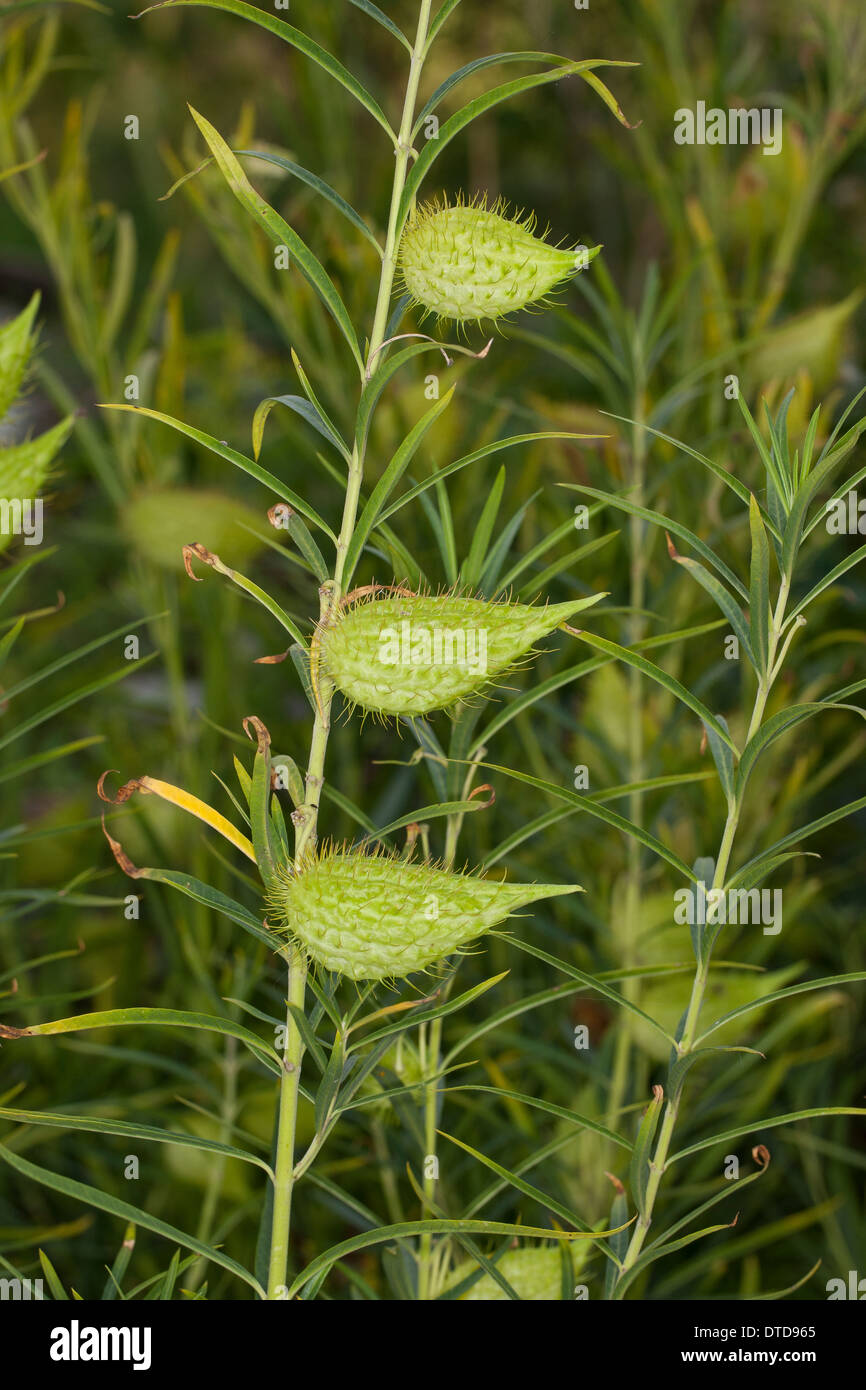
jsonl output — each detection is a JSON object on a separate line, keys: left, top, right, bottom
{"left": 398, "top": 196, "right": 600, "bottom": 327}
{"left": 125, "top": 487, "right": 269, "bottom": 571}
{"left": 749, "top": 289, "right": 863, "bottom": 395}
{"left": 444, "top": 1246, "right": 565, "bottom": 1301}
{"left": 317, "top": 587, "right": 604, "bottom": 718}
{"left": 269, "top": 846, "right": 580, "bottom": 981}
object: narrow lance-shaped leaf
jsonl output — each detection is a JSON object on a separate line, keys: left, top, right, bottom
{"left": 0, "top": 655, "right": 158, "bottom": 757}
{"left": 98, "top": 770, "right": 256, "bottom": 863}
{"left": 236, "top": 150, "right": 383, "bottom": 255}
{"left": 344, "top": 972, "right": 507, "bottom": 1056}
{"left": 344, "top": 386, "right": 456, "bottom": 585}
{"left": 736, "top": 701, "right": 866, "bottom": 796}
{"left": 160, "top": 150, "right": 382, "bottom": 258}
{"left": 475, "top": 761, "right": 700, "bottom": 883}
{"left": 629, "top": 1085, "right": 664, "bottom": 1217}
{"left": 571, "top": 630, "right": 740, "bottom": 756}
{"left": 424, "top": 0, "right": 464, "bottom": 52}
{"left": 445, "top": 1084, "right": 633, "bottom": 1151}
{"left": 398, "top": 61, "right": 635, "bottom": 227}
{"left": 560, "top": 483, "right": 749, "bottom": 601}
{"left": 666, "top": 535, "right": 754, "bottom": 666}
{"left": 252, "top": 395, "right": 349, "bottom": 465}
{"left": 701, "top": 715, "right": 735, "bottom": 809}
{"left": 349, "top": 0, "right": 410, "bottom": 51}
{"left": 695, "top": 972, "right": 866, "bottom": 1045}
{"left": 472, "top": 620, "right": 727, "bottom": 753}
{"left": 137, "top": 0, "right": 396, "bottom": 140}
{"left": 505, "top": 936, "right": 678, "bottom": 1045}
{"left": 103, "top": 860, "right": 276, "bottom": 955}
{"left": 413, "top": 50, "right": 596, "bottom": 137}
{"left": 187, "top": 106, "right": 364, "bottom": 373}
{"left": 288, "top": 1216, "right": 631, "bottom": 1299}
{"left": 666, "top": 1045, "right": 766, "bottom": 1099}
{"left": 0, "top": 1007, "right": 276, "bottom": 1071}
{"left": 788, "top": 542, "right": 866, "bottom": 621}
{"left": 667, "top": 1108, "right": 866, "bottom": 1168}
{"left": 461, "top": 465, "right": 505, "bottom": 590}
{"left": 99, "top": 404, "right": 337, "bottom": 539}
{"left": 242, "top": 716, "right": 287, "bottom": 893}
{"left": 0, "top": 1144, "right": 265, "bottom": 1298}
{"left": 380, "top": 433, "right": 600, "bottom": 526}
{"left": 781, "top": 416, "right": 866, "bottom": 576}
{"left": 748, "top": 493, "right": 771, "bottom": 675}
{"left": 357, "top": 790, "right": 495, "bottom": 847}
{"left": 0, "top": 1105, "right": 274, "bottom": 1178}
{"left": 0, "top": 612, "right": 163, "bottom": 706}
{"left": 600, "top": 413, "right": 781, "bottom": 539}
{"left": 484, "top": 771, "right": 715, "bottom": 868}
{"left": 613, "top": 1217, "right": 737, "bottom": 1300}
{"left": 439, "top": 1130, "right": 611, "bottom": 1239}
{"left": 291, "top": 349, "right": 353, "bottom": 464}
{"left": 729, "top": 794, "right": 866, "bottom": 888}
{"left": 184, "top": 542, "right": 307, "bottom": 647}
{"left": 737, "top": 391, "right": 791, "bottom": 509}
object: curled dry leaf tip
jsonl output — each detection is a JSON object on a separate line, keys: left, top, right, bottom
{"left": 97, "top": 770, "right": 149, "bottom": 805}
{"left": 468, "top": 783, "right": 496, "bottom": 808}
{"left": 243, "top": 715, "right": 272, "bottom": 754}
{"left": 254, "top": 649, "right": 291, "bottom": 665}
{"left": 101, "top": 815, "right": 144, "bottom": 879}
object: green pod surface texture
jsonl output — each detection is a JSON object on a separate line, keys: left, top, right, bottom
{"left": 398, "top": 198, "right": 598, "bottom": 325}
{"left": 445, "top": 1246, "right": 568, "bottom": 1300}
{"left": 319, "top": 590, "right": 602, "bottom": 717}
{"left": 270, "top": 848, "right": 579, "bottom": 981}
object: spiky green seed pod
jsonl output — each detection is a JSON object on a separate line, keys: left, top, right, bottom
{"left": 269, "top": 846, "right": 579, "bottom": 981}
{"left": 444, "top": 1246, "right": 566, "bottom": 1301}
{"left": 125, "top": 487, "right": 269, "bottom": 571}
{"left": 318, "top": 588, "right": 603, "bottom": 718}
{"left": 398, "top": 197, "right": 599, "bottom": 326}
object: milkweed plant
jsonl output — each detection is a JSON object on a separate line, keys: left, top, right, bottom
{"left": 1, "top": 0, "right": 865, "bottom": 1303}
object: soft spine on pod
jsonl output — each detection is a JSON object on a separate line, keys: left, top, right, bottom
{"left": 397, "top": 195, "right": 600, "bottom": 327}
{"left": 268, "top": 843, "right": 580, "bottom": 981}
{"left": 316, "top": 586, "right": 605, "bottom": 718}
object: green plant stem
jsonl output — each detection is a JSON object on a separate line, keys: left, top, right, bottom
{"left": 613, "top": 578, "right": 790, "bottom": 1294}
{"left": 367, "top": 0, "right": 433, "bottom": 364}
{"left": 418, "top": 754, "right": 482, "bottom": 1299}
{"left": 417, "top": 985, "right": 451, "bottom": 1301}
{"left": 264, "top": 0, "right": 435, "bottom": 1300}
{"left": 606, "top": 385, "right": 648, "bottom": 1143}
{"left": 372, "top": 1120, "right": 405, "bottom": 1226}
{"left": 266, "top": 943, "right": 307, "bottom": 1299}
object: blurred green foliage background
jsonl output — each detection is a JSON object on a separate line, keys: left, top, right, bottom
{"left": 0, "top": 0, "right": 864, "bottom": 1299}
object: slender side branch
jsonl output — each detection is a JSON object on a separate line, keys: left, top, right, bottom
{"left": 613, "top": 577, "right": 792, "bottom": 1292}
